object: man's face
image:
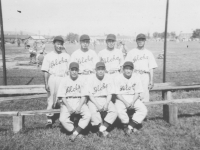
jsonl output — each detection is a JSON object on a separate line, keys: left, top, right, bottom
{"left": 136, "top": 38, "right": 145, "bottom": 48}
{"left": 106, "top": 39, "right": 116, "bottom": 49}
{"left": 96, "top": 66, "right": 105, "bottom": 78}
{"left": 54, "top": 41, "right": 63, "bottom": 53}
{"left": 70, "top": 67, "right": 79, "bottom": 79}
{"left": 123, "top": 66, "right": 133, "bottom": 78}
{"left": 80, "top": 40, "right": 90, "bottom": 50}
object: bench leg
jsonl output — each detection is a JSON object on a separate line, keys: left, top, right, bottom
{"left": 163, "top": 104, "right": 178, "bottom": 125}
{"left": 13, "top": 116, "right": 25, "bottom": 133}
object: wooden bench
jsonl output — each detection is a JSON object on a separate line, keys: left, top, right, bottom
{"left": 0, "top": 83, "right": 200, "bottom": 133}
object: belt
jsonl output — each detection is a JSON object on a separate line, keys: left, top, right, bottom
{"left": 134, "top": 70, "right": 149, "bottom": 74}
{"left": 66, "top": 96, "right": 81, "bottom": 99}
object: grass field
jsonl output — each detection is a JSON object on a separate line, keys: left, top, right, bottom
{"left": 0, "top": 42, "right": 200, "bottom": 150}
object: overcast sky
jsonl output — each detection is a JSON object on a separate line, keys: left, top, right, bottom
{"left": 2, "top": 0, "right": 200, "bottom": 36}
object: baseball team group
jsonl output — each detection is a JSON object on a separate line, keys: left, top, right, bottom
{"left": 41, "top": 33, "right": 158, "bottom": 142}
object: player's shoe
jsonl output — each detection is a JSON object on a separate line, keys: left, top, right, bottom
{"left": 46, "top": 119, "right": 53, "bottom": 128}
{"left": 97, "top": 131, "right": 111, "bottom": 138}
{"left": 69, "top": 134, "right": 78, "bottom": 142}
{"left": 123, "top": 128, "right": 132, "bottom": 136}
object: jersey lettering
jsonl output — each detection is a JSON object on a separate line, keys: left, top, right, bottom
{"left": 93, "top": 83, "right": 108, "bottom": 94}
{"left": 50, "top": 57, "right": 68, "bottom": 68}
{"left": 76, "top": 56, "right": 93, "bottom": 64}
{"left": 102, "top": 55, "right": 121, "bottom": 64}
{"left": 132, "top": 54, "right": 148, "bottom": 63}
{"left": 66, "top": 84, "right": 81, "bottom": 94}
{"left": 120, "top": 83, "right": 136, "bottom": 91}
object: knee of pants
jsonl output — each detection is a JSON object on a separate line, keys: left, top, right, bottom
{"left": 143, "top": 106, "right": 148, "bottom": 117}
{"left": 91, "top": 113, "right": 101, "bottom": 126}
{"left": 83, "top": 111, "right": 92, "bottom": 120}
{"left": 59, "top": 116, "right": 66, "bottom": 124}
{"left": 117, "top": 111, "right": 129, "bottom": 124}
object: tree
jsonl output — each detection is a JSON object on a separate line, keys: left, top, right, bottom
{"left": 66, "top": 33, "right": 79, "bottom": 43}
{"left": 192, "top": 29, "right": 200, "bottom": 38}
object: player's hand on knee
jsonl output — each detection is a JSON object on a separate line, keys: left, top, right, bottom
{"left": 75, "top": 106, "right": 81, "bottom": 114}
{"left": 148, "top": 81, "right": 154, "bottom": 90}
{"left": 45, "top": 84, "right": 50, "bottom": 92}
{"left": 68, "top": 107, "right": 75, "bottom": 115}
{"left": 103, "top": 104, "right": 109, "bottom": 112}
{"left": 125, "top": 102, "right": 131, "bottom": 109}
{"left": 96, "top": 105, "right": 103, "bottom": 112}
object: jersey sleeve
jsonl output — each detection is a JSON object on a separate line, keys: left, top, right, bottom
{"left": 113, "top": 75, "right": 121, "bottom": 94}
{"left": 148, "top": 52, "right": 158, "bottom": 69}
{"left": 107, "top": 76, "right": 115, "bottom": 95}
{"left": 57, "top": 78, "right": 67, "bottom": 98}
{"left": 80, "top": 77, "right": 89, "bottom": 96}
{"left": 41, "top": 55, "right": 49, "bottom": 72}
{"left": 124, "top": 50, "right": 132, "bottom": 62}
{"left": 119, "top": 50, "right": 125, "bottom": 67}
{"left": 134, "top": 75, "right": 143, "bottom": 94}
{"left": 92, "top": 51, "right": 99, "bottom": 69}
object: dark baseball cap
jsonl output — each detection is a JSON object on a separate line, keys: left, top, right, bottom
{"left": 106, "top": 34, "right": 116, "bottom": 41}
{"left": 69, "top": 62, "right": 79, "bottom": 70}
{"left": 80, "top": 34, "right": 90, "bottom": 41}
{"left": 96, "top": 62, "right": 106, "bottom": 68}
{"left": 53, "top": 36, "right": 64, "bottom": 43}
{"left": 136, "top": 34, "right": 146, "bottom": 40}
{"left": 123, "top": 61, "right": 134, "bottom": 68}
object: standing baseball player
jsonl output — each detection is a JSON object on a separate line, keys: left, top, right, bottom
{"left": 98, "top": 34, "right": 124, "bottom": 76}
{"left": 70, "top": 34, "right": 99, "bottom": 75}
{"left": 41, "top": 36, "right": 70, "bottom": 128}
{"left": 87, "top": 62, "right": 117, "bottom": 137}
{"left": 57, "top": 62, "right": 91, "bottom": 142}
{"left": 125, "top": 34, "right": 158, "bottom": 102}
{"left": 114, "top": 61, "right": 147, "bottom": 136}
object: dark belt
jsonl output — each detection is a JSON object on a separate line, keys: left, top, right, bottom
{"left": 66, "top": 96, "right": 81, "bottom": 99}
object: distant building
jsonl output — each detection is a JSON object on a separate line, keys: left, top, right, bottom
{"left": 179, "top": 33, "right": 192, "bottom": 41}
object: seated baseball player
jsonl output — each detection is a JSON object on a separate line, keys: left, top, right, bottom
{"left": 87, "top": 62, "right": 118, "bottom": 137}
{"left": 114, "top": 61, "right": 148, "bottom": 136}
{"left": 57, "top": 62, "right": 91, "bottom": 142}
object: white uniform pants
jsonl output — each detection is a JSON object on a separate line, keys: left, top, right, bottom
{"left": 87, "top": 98, "right": 117, "bottom": 126}
{"left": 46, "top": 75, "right": 63, "bottom": 117}
{"left": 59, "top": 104, "right": 91, "bottom": 132}
{"left": 138, "top": 73, "right": 150, "bottom": 102}
{"left": 115, "top": 96, "right": 147, "bottom": 124}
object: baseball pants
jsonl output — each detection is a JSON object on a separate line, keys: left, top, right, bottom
{"left": 46, "top": 75, "right": 63, "bottom": 117}
{"left": 115, "top": 95, "right": 147, "bottom": 124}
{"left": 138, "top": 73, "right": 150, "bottom": 102}
{"left": 59, "top": 103, "right": 91, "bottom": 132}
{"left": 87, "top": 97, "right": 117, "bottom": 126}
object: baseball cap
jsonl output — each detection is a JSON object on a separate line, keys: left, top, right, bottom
{"left": 80, "top": 34, "right": 90, "bottom": 41}
{"left": 123, "top": 61, "right": 134, "bottom": 68}
{"left": 69, "top": 62, "right": 79, "bottom": 70}
{"left": 106, "top": 34, "right": 116, "bottom": 41}
{"left": 96, "top": 62, "right": 106, "bottom": 68}
{"left": 53, "top": 36, "right": 64, "bottom": 43}
{"left": 136, "top": 34, "right": 146, "bottom": 40}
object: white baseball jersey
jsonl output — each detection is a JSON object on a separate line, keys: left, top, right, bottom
{"left": 125, "top": 48, "right": 157, "bottom": 72}
{"left": 70, "top": 49, "right": 99, "bottom": 73}
{"left": 57, "top": 76, "right": 87, "bottom": 109}
{"left": 98, "top": 48, "right": 124, "bottom": 71}
{"left": 87, "top": 74, "right": 115, "bottom": 97}
{"left": 114, "top": 73, "right": 143, "bottom": 95}
{"left": 41, "top": 51, "right": 70, "bottom": 77}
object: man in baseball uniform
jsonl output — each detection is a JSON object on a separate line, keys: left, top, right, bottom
{"left": 114, "top": 61, "right": 147, "bottom": 136}
{"left": 41, "top": 36, "right": 70, "bottom": 128}
{"left": 70, "top": 34, "right": 99, "bottom": 75}
{"left": 87, "top": 62, "right": 117, "bottom": 137}
{"left": 125, "top": 34, "right": 158, "bottom": 102}
{"left": 57, "top": 62, "right": 91, "bottom": 142}
{"left": 98, "top": 34, "right": 124, "bottom": 76}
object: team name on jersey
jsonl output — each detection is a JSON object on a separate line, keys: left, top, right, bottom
{"left": 50, "top": 57, "right": 68, "bottom": 68}
{"left": 102, "top": 55, "right": 121, "bottom": 64}
{"left": 120, "top": 83, "right": 136, "bottom": 91}
{"left": 132, "top": 54, "right": 148, "bottom": 63}
{"left": 66, "top": 84, "right": 81, "bottom": 94}
{"left": 76, "top": 56, "right": 93, "bottom": 64}
{"left": 93, "top": 83, "right": 108, "bottom": 94}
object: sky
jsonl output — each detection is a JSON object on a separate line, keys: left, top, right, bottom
{"left": 2, "top": 0, "right": 200, "bottom": 36}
